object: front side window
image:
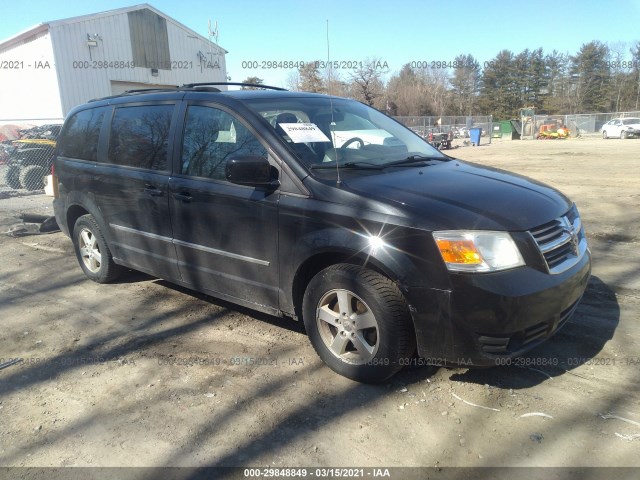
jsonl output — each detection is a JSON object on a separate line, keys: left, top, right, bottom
{"left": 58, "top": 107, "right": 107, "bottom": 161}
{"left": 108, "top": 104, "right": 173, "bottom": 170}
{"left": 181, "top": 105, "right": 267, "bottom": 181}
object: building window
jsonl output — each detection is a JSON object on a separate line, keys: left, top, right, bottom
{"left": 128, "top": 8, "right": 171, "bottom": 70}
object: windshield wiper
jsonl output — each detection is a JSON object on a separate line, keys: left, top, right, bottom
{"left": 308, "top": 156, "right": 445, "bottom": 170}
{"left": 309, "top": 161, "right": 383, "bottom": 170}
{"left": 382, "top": 155, "right": 446, "bottom": 167}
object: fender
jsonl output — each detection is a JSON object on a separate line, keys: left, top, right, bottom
{"left": 61, "top": 190, "right": 114, "bottom": 248}
{"left": 281, "top": 222, "right": 452, "bottom": 317}
{"left": 54, "top": 157, "right": 113, "bottom": 244}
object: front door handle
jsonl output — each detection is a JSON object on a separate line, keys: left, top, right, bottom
{"left": 144, "top": 184, "right": 163, "bottom": 197}
{"left": 173, "top": 191, "right": 193, "bottom": 202}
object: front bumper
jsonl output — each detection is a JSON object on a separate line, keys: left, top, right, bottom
{"left": 625, "top": 129, "right": 640, "bottom": 137}
{"left": 406, "top": 248, "right": 591, "bottom": 367}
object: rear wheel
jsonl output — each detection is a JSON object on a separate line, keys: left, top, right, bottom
{"left": 602, "top": 130, "right": 608, "bottom": 139}
{"left": 302, "top": 264, "right": 416, "bottom": 383}
{"left": 2, "top": 165, "right": 22, "bottom": 189}
{"left": 72, "top": 214, "right": 122, "bottom": 283}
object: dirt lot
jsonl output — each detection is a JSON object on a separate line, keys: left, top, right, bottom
{"left": 0, "top": 137, "right": 639, "bottom": 476}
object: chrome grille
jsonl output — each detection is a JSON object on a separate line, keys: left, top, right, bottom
{"left": 529, "top": 206, "right": 588, "bottom": 274}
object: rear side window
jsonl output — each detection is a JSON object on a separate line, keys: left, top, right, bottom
{"left": 58, "top": 107, "right": 107, "bottom": 161}
{"left": 108, "top": 104, "right": 174, "bottom": 170}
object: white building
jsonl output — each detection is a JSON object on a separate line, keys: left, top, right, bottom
{"left": 0, "top": 3, "right": 227, "bottom": 123}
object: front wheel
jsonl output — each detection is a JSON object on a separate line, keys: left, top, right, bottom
{"left": 72, "top": 214, "right": 122, "bottom": 283}
{"left": 620, "top": 131, "right": 628, "bottom": 139}
{"left": 302, "top": 264, "right": 416, "bottom": 383}
{"left": 19, "top": 165, "right": 46, "bottom": 191}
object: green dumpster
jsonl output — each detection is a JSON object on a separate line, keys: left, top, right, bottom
{"left": 499, "top": 121, "right": 513, "bottom": 139}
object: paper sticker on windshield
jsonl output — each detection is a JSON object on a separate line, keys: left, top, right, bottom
{"left": 278, "top": 123, "right": 331, "bottom": 143}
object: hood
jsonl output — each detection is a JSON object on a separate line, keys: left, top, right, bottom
{"left": 340, "top": 160, "right": 572, "bottom": 231}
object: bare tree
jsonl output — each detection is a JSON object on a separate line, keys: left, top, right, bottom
{"left": 286, "top": 70, "right": 301, "bottom": 91}
{"left": 323, "top": 68, "right": 350, "bottom": 97}
{"left": 633, "top": 42, "right": 640, "bottom": 109}
{"left": 349, "top": 58, "right": 389, "bottom": 108}
{"left": 418, "top": 67, "right": 450, "bottom": 118}
{"left": 386, "top": 64, "right": 433, "bottom": 116}
{"left": 609, "top": 43, "right": 629, "bottom": 112}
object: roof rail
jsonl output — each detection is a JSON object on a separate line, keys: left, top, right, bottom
{"left": 181, "top": 82, "right": 287, "bottom": 91}
{"left": 88, "top": 82, "right": 287, "bottom": 103}
{"left": 124, "top": 87, "right": 179, "bottom": 94}
{"left": 88, "top": 86, "right": 180, "bottom": 102}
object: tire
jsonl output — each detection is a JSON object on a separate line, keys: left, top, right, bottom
{"left": 602, "top": 130, "right": 608, "bottom": 139}
{"left": 3, "top": 165, "right": 22, "bottom": 189}
{"left": 72, "top": 214, "right": 122, "bottom": 283}
{"left": 302, "top": 264, "right": 416, "bottom": 383}
{"left": 19, "top": 165, "right": 46, "bottom": 191}
{"left": 620, "top": 131, "right": 627, "bottom": 139}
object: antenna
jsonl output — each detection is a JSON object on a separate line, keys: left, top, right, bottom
{"left": 326, "top": 19, "right": 331, "bottom": 87}
{"left": 208, "top": 19, "right": 219, "bottom": 45}
{"left": 326, "top": 19, "right": 341, "bottom": 186}
{"left": 207, "top": 19, "right": 220, "bottom": 66}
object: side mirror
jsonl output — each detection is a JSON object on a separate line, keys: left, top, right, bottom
{"left": 225, "top": 155, "right": 279, "bottom": 188}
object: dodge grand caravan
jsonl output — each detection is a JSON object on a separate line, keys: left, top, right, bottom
{"left": 53, "top": 83, "right": 591, "bottom": 382}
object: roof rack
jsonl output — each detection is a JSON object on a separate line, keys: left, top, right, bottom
{"left": 88, "top": 87, "right": 180, "bottom": 102}
{"left": 181, "top": 82, "right": 287, "bottom": 91}
{"left": 89, "top": 82, "right": 287, "bottom": 102}
{"left": 124, "top": 87, "right": 179, "bottom": 94}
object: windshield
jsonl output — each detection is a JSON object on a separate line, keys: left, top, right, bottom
{"left": 242, "top": 97, "right": 448, "bottom": 169}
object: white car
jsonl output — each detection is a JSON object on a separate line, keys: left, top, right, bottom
{"left": 601, "top": 118, "right": 640, "bottom": 139}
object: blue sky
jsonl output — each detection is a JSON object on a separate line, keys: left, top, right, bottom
{"left": 2, "top": 0, "right": 639, "bottom": 88}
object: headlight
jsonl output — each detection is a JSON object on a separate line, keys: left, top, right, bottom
{"left": 433, "top": 231, "right": 525, "bottom": 272}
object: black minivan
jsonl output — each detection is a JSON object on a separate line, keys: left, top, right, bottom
{"left": 53, "top": 83, "right": 591, "bottom": 382}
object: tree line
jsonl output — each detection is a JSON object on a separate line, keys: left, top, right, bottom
{"left": 243, "top": 41, "right": 640, "bottom": 119}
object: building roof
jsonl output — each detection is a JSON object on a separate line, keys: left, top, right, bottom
{"left": 0, "top": 3, "right": 227, "bottom": 54}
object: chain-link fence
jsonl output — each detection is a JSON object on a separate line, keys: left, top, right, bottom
{"left": 0, "top": 121, "right": 62, "bottom": 197}
{"left": 526, "top": 111, "right": 640, "bottom": 138}
{"left": 401, "top": 111, "right": 640, "bottom": 140}
{"left": 394, "top": 116, "right": 494, "bottom": 144}
{"left": 565, "top": 111, "right": 640, "bottom": 136}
